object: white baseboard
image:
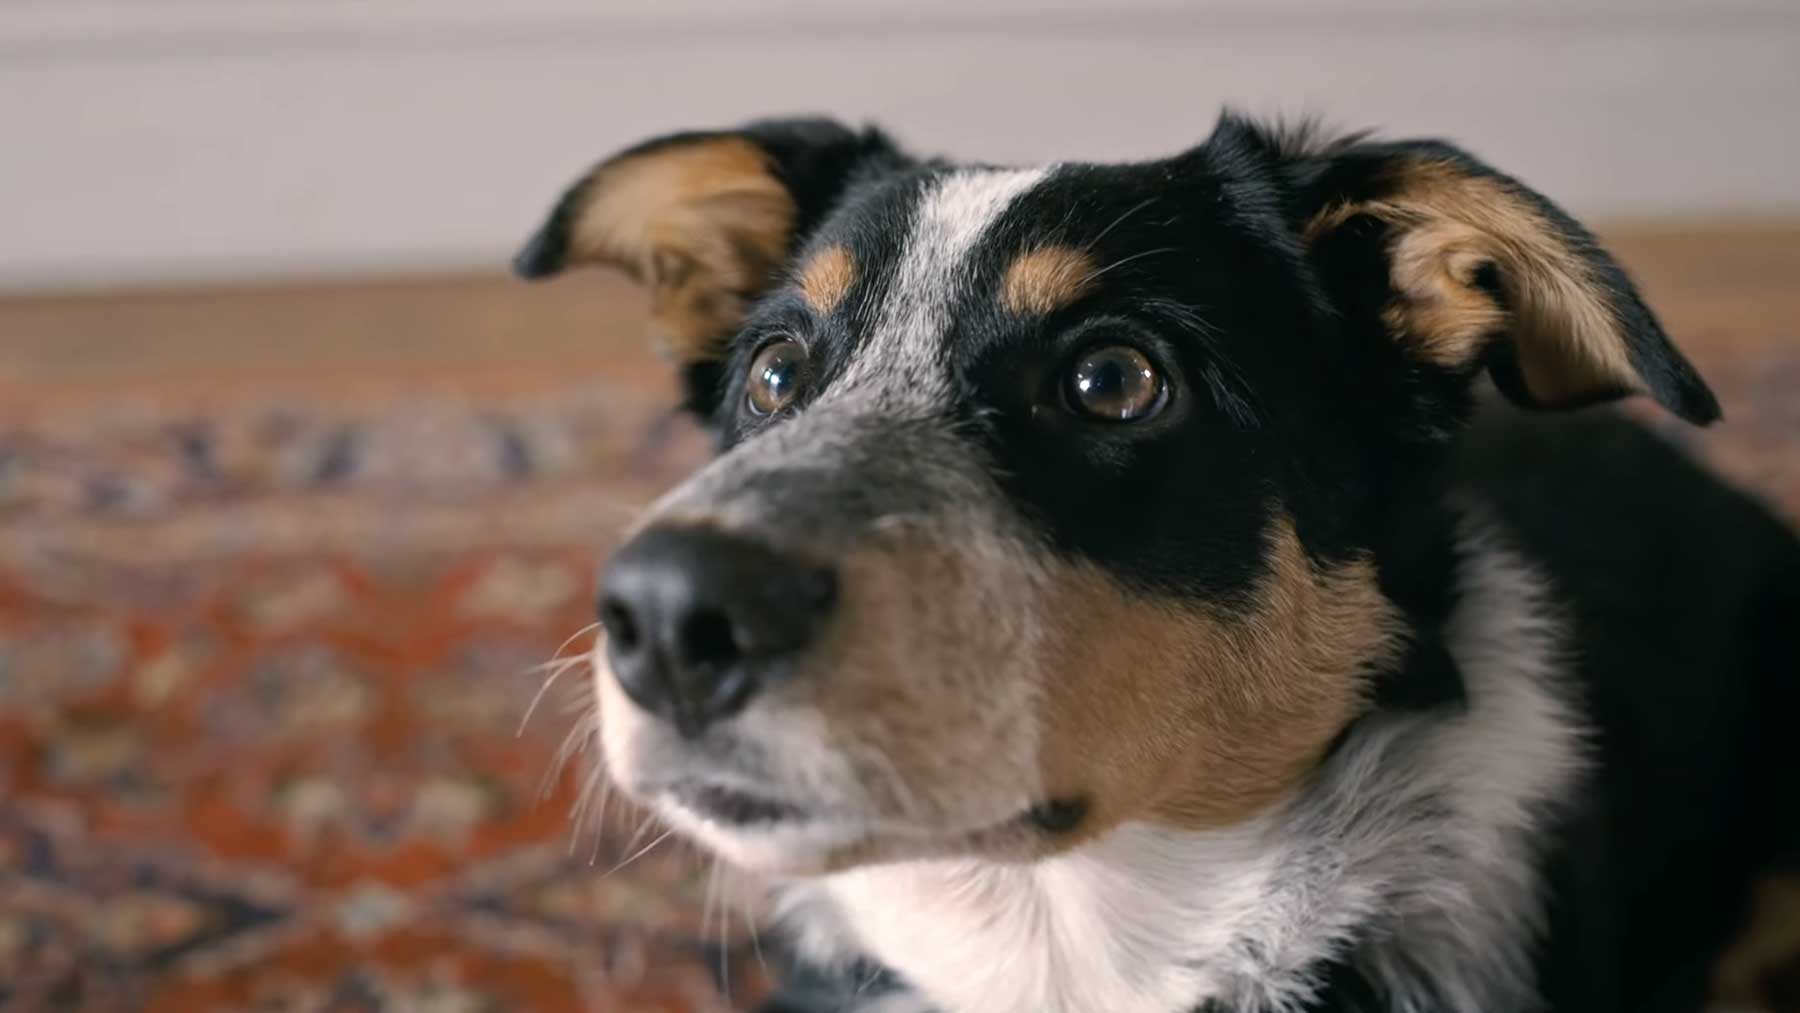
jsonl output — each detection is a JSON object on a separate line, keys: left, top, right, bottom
{"left": 4, "top": 0, "right": 1797, "bottom": 290}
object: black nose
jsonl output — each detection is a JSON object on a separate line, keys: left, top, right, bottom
{"left": 597, "top": 526, "right": 836, "bottom": 737}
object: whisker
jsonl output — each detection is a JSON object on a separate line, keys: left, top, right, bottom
{"left": 702, "top": 857, "right": 725, "bottom": 995}
{"left": 594, "top": 777, "right": 619, "bottom": 847}
{"left": 518, "top": 659, "right": 585, "bottom": 736}
{"left": 567, "top": 759, "right": 609, "bottom": 857}
{"left": 589, "top": 819, "right": 607, "bottom": 864}
{"left": 518, "top": 623, "right": 603, "bottom": 736}
{"left": 608, "top": 813, "right": 658, "bottom": 867}
{"left": 1135, "top": 296, "right": 1263, "bottom": 428}
{"left": 603, "top": 826, "right": 675, "bottom": 877}
{"left": 717, "top": 857, "right": 733, "bottom": 1008}
{"left": 539, "top": 711, "right": 597, "bottom": 801}
{"left": 1051, "top": 191, "right": 1083, "bottom": 237}
{"left": 1076, "top": 246, "right": 1181, "bottom": 288}
{"left": 547, "top": 620, "right": 604, "bottom": 664}
{"left": 700, "top": 861, "right": 713, "bottom": 947}
{"left": 586, "top": 770, "right": 627, "bottom": 865}
{"left": 526, "top": 652, "right": 592, "bottom": 677}
{"left": 1087, "top": 195, "right": 1159, "bottom": 248}
{"left": 852, "top": 960, "right": 885, "bottom": 999}
{"left": 739, "top": 873, "right": 769, "bottom": 977}
{"left": 612, "top": 811, "right": 658, "bottom": 860}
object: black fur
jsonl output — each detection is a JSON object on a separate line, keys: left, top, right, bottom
{"left": 1452, "top": 405, "right": 1799, "bottom": 1012}
{"left": 520, "top": 112, "right": 1798, "bottom": 1011}
{"left": 747, "top": 117, "right": 1793, "bottom": 1012}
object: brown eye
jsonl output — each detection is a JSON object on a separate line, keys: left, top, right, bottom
{"left": 1066, "top": 345, "right": 1165, "bottom": 422}
{"left": 746, "top": 338, "right": 807, "bottom": 416}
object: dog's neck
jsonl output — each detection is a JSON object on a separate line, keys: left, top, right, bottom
{"left": 773, "top": 516, "right": 1585, "bottom": 1013}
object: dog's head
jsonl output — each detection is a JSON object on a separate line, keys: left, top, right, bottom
{"left": 517, "top": 114, "right": 1716, "bottom": 875}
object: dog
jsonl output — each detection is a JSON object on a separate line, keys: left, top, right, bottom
{"left": 513, "top": 114, "right": 1800, "bottom": 1012}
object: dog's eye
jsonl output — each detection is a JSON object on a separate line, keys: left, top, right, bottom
{"left": 746, "top": 338, "right": 807, "bottom": 416}
{"left": 1066, "top": 345, "right": 1165, "bottom": 422}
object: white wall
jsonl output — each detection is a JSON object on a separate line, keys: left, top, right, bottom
{"left": 3, "top": 0, "right": 1798, "bottom": 290}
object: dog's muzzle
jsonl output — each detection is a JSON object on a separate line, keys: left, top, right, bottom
{"left": 586, "top": 407, "right": 1059, "bottom": 871}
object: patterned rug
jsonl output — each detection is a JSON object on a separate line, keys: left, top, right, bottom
{"left": 0, "top": 357, "right": 769, "bottom": 1010}
{"left": 0, "top": 270, "right": 1796, "bottom": 1012}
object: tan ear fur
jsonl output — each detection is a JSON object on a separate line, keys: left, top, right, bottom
{"left": 526, "top": 136, "right": 796, "bottom": 364}
{"left": 1305, "top": 159, "right": 1640, "bottom": 409}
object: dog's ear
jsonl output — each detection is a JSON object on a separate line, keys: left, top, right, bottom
{"left": 515, "top": 117, "right": 905, "bottom": 411}
{"left": 1241, "top": 117, "right": 1719, "bottom": 425}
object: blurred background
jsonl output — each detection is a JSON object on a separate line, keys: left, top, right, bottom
{"left": 2, "top": 1, "right": 1797, "bottom": 1010}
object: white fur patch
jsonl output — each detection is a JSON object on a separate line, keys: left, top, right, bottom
{"left": 777, "top": 512, "right": 1587, "bottom": 1013}
{"left": 784, "top": 821, "right": 1275, "bottom": 1012}
{"left": 838, "top": 168, "right": 1049, "bottom": 401}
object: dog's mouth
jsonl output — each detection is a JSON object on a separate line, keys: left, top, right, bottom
{"left": 670, "top": 781, "right": 811, "bottom": 826}
{"left": 652, "top": 776, "right": 1091, "bottom": 871}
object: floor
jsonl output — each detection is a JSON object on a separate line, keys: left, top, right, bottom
{"left": 1, "top": 226, "right": 1797, "bottom": 1011}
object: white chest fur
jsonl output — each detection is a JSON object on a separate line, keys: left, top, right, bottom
{"left": 777, "top": 521, "right": 1586, "bottom": 1013}
{"left": 814, "top": 821, "right": 1278, "bottom": 1013}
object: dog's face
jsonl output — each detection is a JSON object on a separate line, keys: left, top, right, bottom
{"left": 517, "top": 115, "right": 1715, "bottom": 875}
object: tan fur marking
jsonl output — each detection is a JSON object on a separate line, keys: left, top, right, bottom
{"left": 1712, "top": 872, "right": 1800, "bottom": 1008}
{"left": 797, "top": 245, "right": 857, "bottom": 314}
{"left": 1001, "top": 246, "right": 1099, "bottom": 316}
{"left": 1305, "top": 159, "right": 1639, "bottom": 407}
{"left": 566, "top": 136, "right": 796, "bottom": 364}
{"left": 1037, "top": 517, "right": 1406, "bottom": 835}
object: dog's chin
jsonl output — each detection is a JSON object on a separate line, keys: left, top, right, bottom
{"left": 595, "top": 666, "right": 1068, "bottom": 875}
{"left": 642, "top": 783, "right": 1070, "bottom": 876}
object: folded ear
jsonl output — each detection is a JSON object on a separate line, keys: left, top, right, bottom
{"left": 1291, "top": 134, "right": 1719, "bottom": 424}
{"left": 514, "top": 117, "right": 904, "bottom": 372}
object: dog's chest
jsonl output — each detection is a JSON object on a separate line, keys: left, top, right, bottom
{"left": 797, "top": 822, "right": 1280, "bottom": 1013}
